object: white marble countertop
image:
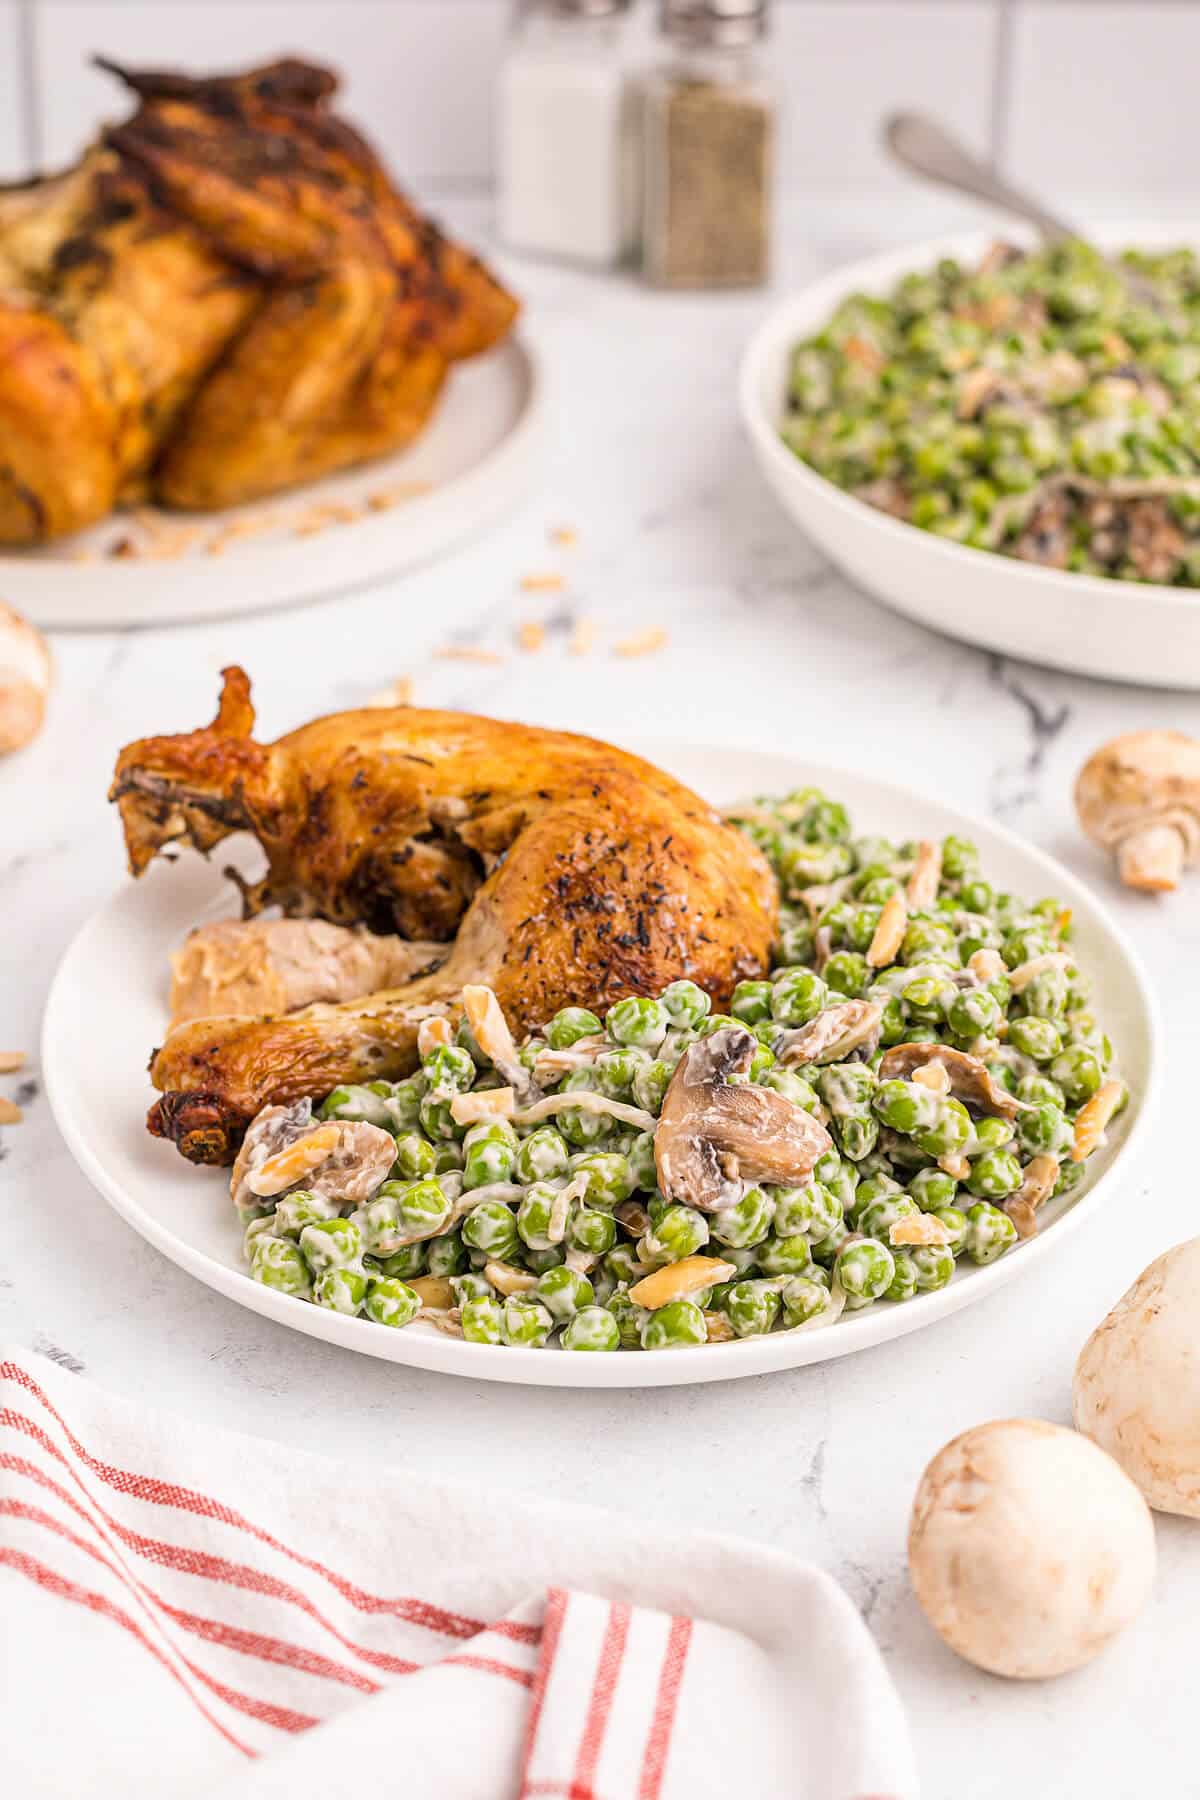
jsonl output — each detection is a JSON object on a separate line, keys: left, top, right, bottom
{"left": 4, "top": 200, "right": 1199, "bottom": 1798}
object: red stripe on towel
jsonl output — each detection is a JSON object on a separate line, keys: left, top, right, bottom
{"left": 638, "top": 1616, "right": 693, "bottom": 1800}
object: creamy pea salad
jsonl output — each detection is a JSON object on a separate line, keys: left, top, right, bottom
{"left": 237, "top": 789, "right": 1127, "bottom": 1352}
{"left": 782, "top": 238, "right": 1200, "bottom": 583}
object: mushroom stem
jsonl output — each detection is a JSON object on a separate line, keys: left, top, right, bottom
{"left": 1118, "top": 823, "right": 1186, "bottom": 892}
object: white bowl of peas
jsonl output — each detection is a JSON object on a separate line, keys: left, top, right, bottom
{"left": 43, "top": 740, "right": 1159, "bottom": 1388}
{"left": 741, "top": 225, "right": 1200, "bottom": 688}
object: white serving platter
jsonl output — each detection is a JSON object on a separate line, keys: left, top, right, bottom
{"left": 6, "top": 338, "right": 544, "bottom": 630}
{"left": 42, "top": 740, "right": 1159, "bottom": 1388}
{"left": 740, "top": 226, "right": 1200, "bottom": 689}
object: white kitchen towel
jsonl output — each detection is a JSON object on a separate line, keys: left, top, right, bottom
{"left": 0, "top": 1345, "right": 917, "bottom": 1800}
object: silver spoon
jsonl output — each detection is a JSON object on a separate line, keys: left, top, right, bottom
{"left": 882, "top": 112, "right": 1165, "bottom": 314}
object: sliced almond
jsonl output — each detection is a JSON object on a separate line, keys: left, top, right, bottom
{"left": 867, "top": 890, "right": 907, "bottom": 968}
{"left": 550, "top": 525, "right": 578, "bottom": 548}
{"left": 410, "top": 1275, "right": 455, "bottom": 1311}
{"left": 628, "top": 1254, "right": 737, "bottom": 1311}
{"left": 1071, "top": 1080, "right": 1126, "bottom": 1164}
{"left": 520, "top": 572, "right": 565, "bottom": 593}
{"left": 517, "top": 621, "right": 546, "bottom": 652}
{"left": 0, "top": 1052, "right": 26, "bottom": 1073}
{"left": 967, "top": 947, "right": 1006, "bottom": 984}
{"left": 890, "top": 1213, "right": 953, "bottom": 1247}
{"left": 434, "top": 645, "right": 505, "bottom": 664}
{"left": 0, "top": 1096, "right": 22, "bottom": 1125}
{"left": 462, "top": 984, "right": 528, "bottom": 1091}
{"left": 704, "top": 1311, "right": 736, "bottom": 1343}
{"left": 417, "top": 1015, "right": 454, "bottom": 1056}
{"left": 939, "top": 1153, "right": 971, "bottom": 1182}
{"left": 1008, "top": 951, "right": 1074, "bottom": 994}
{"left": 484, "top": 1259, "right": 536, "bottom": 1296}
{"left": 613, "top": 627, "right": 668, "bottom": 659}
{"left": 450, "top": 1087, "right": 516, "bottom": 1126}
{"left": 569, "top": 618, "right": 597, "bottom": 656}
{"left": 906, "top": 840, "right": 943, "bottom": 912}
{"left": 911, "top": 1063, "right": 951, "bottom": 1095}
{"left": 246, "top": 1124, "right": 341, "bottom": 1196}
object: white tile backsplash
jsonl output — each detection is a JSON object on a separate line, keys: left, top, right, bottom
{"left": 1007, "top": 2, "right": 1200, "bottom": 219}
{"left": 32, "top": 2, "right": 507, "bottom": 181}
{"left": 0, "top": 3, "right": 31, "bottom": 179}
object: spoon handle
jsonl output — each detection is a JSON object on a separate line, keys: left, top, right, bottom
{"left": 882, "top": 113, "right": 1077, "bottom": 244}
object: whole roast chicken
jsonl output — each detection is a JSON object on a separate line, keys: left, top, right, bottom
{"left": 0, "top": 58, "right": 518, "bottom": 542}
{"left": 111, "top": 671, "right": 778, "bottom": 1164}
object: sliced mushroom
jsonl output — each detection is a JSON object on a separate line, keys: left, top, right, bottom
{"left": 462, "top": 983, "right": 534, "bottom": 1094}
{"left": 1004, "top": 1154, "right": 1059, "bottom": 1239}
{"left": 776, "top": 999, "right": 882, "bottom": 1067}
{"left": 878, "top": 1042, "right": 1021, "bottom": 1119}
{"left": 531, "top": 1036, "right": 607, "bottom": 1082}
{"left": 1075, "top": 730, "right": 1200, "bottom": 893}
{"left": 655, "top": 1026, "right": 832, "bottom": 1212}
{"left": 614, "top": 1198, "right": 652, "bottom": 1239}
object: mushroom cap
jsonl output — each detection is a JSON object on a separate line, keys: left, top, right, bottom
{"left": 909, "top": 1418, "right": 1155, "bottom": 1679}
{"left": 1074, "top": 1237, "right": 1200, "bottom": 1517}
{"left": 1075, "top": 730, "right": 1200, "bottom": 858}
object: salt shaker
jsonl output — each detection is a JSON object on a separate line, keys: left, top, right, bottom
{"left": 496, "top": 0, "right": 639, "bottom": 267}
{"left": 640, "top": 0, "right": 774, "bottom": 289}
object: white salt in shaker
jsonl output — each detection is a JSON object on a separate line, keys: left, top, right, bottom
{"left": 496, "top": 0, "right": 639, "bottom": 267}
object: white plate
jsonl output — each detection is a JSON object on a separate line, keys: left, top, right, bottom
{"left": 7, "top": 338, "right": 545, "bottom": 631}
{"left": 740, "top": 227, "right": 1200, "bottom": 689}
{"left": 42, "top": 741, "right": 1159, "bottom": 1388}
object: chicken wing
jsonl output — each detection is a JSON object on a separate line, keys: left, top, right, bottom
{"left": 111, "top": 671, "right": 778, "bottom": 1163}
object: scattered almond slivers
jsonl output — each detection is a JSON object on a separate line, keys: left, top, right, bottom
{"left": 613, "top": 627, "right": 668, "bottom": 659}
{"left": 484, "top": 1259, "right": 536, "bottom": 1296}
{"left": 890, "top": 1213, "right": 953, "bottom": 1247}
{"left": 549, "top": 525, "right": 578, "bottom": 548}
{"left": 520, "top": 572, "right": 565, "bottom": 593}
{"left": 417, "top": 1016, "right": 454, "bottom": 1056}
{"left": 569, "top": 618, "right": 597, "bottom": 656}
{"left": 246, "top": 1124, "right": 341, "bottom": 1196}
{"left": 410, "top": 1275, "right": 455, "bottom": 1311}
{"left": 939, "top": 1153, "right": 971, "bottom": 1181}
{"left": 0, "top": 1097, "right": 22, "bottom": 1125}
{"left": 906, "top": 840, "right": 942, "bottom": 912}
{"left": 628, "top": 1254, "right": 737, "bottom": 1310}
{"left": 912, "top": 1063, "right": 951, "bottom": 1096}
{"left": 518, "top": 621, "right": 545, "bottom": 652}
{"left": 434, "top": 645, "right": 506, "bottom": 665}
{"left": 366, "top": 481, "right": 430, "bottom": 512}
{"left": 1071, "top": 1080, "right": 1126, "bottom": 1164}
{"left": 867, "top": 890, "right": 907, "bottom": 968}
{"left": 0, "top": 1052, "right": 25, "bottom": 1073}
{"left": 967, "top": 947, "right": 1005, "bottom": 984}
{"left": 450, "top": 1087, "right": 515, "bottom": 1126}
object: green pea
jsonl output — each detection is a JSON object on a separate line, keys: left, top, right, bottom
{"left": 946, "top": 988, "right": 1003, "bottom": 1039}
{"left": 660, "top": 979, "right": 711, "bottom": 1030}
{"left": 885, "top": 1252, "right": 919, "bottom": 1302}
{"left": 501, "top": 1297, "right": 554, "bottom": 1347}
{"left": 313, "top": 1266, "right": 368, "bottom": 1314}
{"left": 419, "top": 1094, "right": 463, "bottom": 1142}
{"left": 452, "top": 1272, "right": 493, "bottom": 1305}
{"left": 731, "top": 979, "right": 775, "bottom": 1025}
{"left": 384, "top": 1075, "right": 425, "bottom": 1132}
{"left": 771, "top": 969, "right": 828, "bottom": 1026}
{"left": 562, "top": 1306, "right": 621, "bottom": 1351}
{"left": 837, "top": 1114, "right": 880, "bottom": 1162}
{"left": 823, "top": 951, "right": 870, "bottom": 997}
{"left": 546, "top": 1007, "right": 603, "bottom": 1050}
{"left": 556, "top": 1070, "right": 614, "bottom": 1147}
{"left": 771, "top": 1180, "right": 842, "bottom": 1241}
{"left": 964, "top": 1200, "right": 1018, "bottom": 1264}
{"left": 605, "top": 1289, "right": 646, "bottom": 1347}
{"left": 1051, "top": 1044, "right": 1104, "bottom": 1103}
{"left": 856, "top": 873, "right": 901, "bottom": 905}
{"left": 762, "top": 1067, "right": 819, "bottom": 1113}
{"left": 570, "top": 1151, "right": 635, "bottom": 1208}
{"left": 421, "top": 1044, "right": 476, "bottom": 1100}
{"left": 271, "top": 1190, "right": 338, "bottom": 1238}
{"left": 958, "top": 876, "right": 993, "bottom": 914}
{"left": 710, "top": 1186, "right": 775, "bottom": 1249}
{"left": 908, "top": 1167, "right": 957, "bottom": 1211}
{"left": 1017, "top": 1102, "right": 1073, "bottom": 1158}
{"left": 835, "top": 1237, "right": 896, "bottom": 1305}
{"left": 425, "top": 1230, "right": 467, "bottom": 1278}
{"left": 299, "top": 1216, "right": 363, "bottom": 1273}
{"left": 857, "top": 1193, "right": 919, "bottom": 1241}
{"left": 914, "top": 1097, "right": 972, "bottom": 1160}
{"left": 724, "top": 1279, "right": 782, "bottom": 1338}
{"left": 1003, "top": 927, "right": 1051, "bottom": 969}
{"left": 971, "top": 1116, "right": 1015, "bottom": 1153}
{"left": 641, "top": 1204, "right": 709, "bottom": 1265}
{"left": 1008, "top": 1015, "right": 1063, "bottom": 1063}
{"left": 377, "top": 1178, "right": 452, "bottom": 1246}
{"left": 776, "top": 918, "right": 816, "bottom": 965}
{"left": 1017, "top": 1072, "right": 1066, "bottom": 1108}
{"left": 756, "top": 1233, "right": 813, "bottom": 1277}
{"left": 434, "top": 1142, "right": 464, "bottom": 1174}
{"left": 390, "top": 1131, "right": 437, "bottom": 1180}
{"left": 364, "top": 1277, "right": 420, "bottom": 1329}
{"left": 525, "top": 1247, "right": 566, "bottom": 1275}
{"left": 535, "top": 1265, "right": 594, "bottom": 1321}
{"left": 810, "top": 1219, "right": 852, "bottom": 1267}
{"left": 902, "top": 920, "right": 958, "bottom": 963}
{"left": 318, "top": 1082, "right": 393, "bottom": 1128}
{"left": 873, "top": 1079, "right": 935, "bottom": 1134}
{"left": 966, "top": 1149, "right": 1023, "bottom": 1200}
{"left": 1054, "top": 1159, "right": 1088, "bottom": 1197}
{"left": 606, "top": 996, "right": 669, "bottom": 1050}
{"left": 631, "top": 1059, "right": 673, "bottom": 1115}
{"left": 516, "top": 1181, "right": 560, "bottom": 1250}
{"left": 250, "top": 1235, "right": 312, "bottom": 1298}
{"left": 462, "top": 1200, "right": 520, "bottom": 1259}
{"left": 780, "top": 1273, "right": 834, "bottom": 1324}
{"left": 910, "top": 1244, "right": 955, "bottom": 1290}
{"left": 372, "top": 1238, "right": 429, "bottom": 1280}
{"left": 932, "top": 1207, "right": 968, "bottom": 1254}
{"left": 461, "top": 1296, "right": 504, "bottom": 1344}
{"left": 605, "top": 1243, "right": 648, "bottom": 1286}
{"left": 816, "top": 1062, "right": 876, "bottom": 1120}
{"left": 1022, "top": 967, "right": 1070, "bottom": 1021}
{"left": 462, "top": 1120, "right": 518, "bottom": 1190}
{"left": 566, "top": 1206, "right": 617, "bottom": 1256}
{"left": 641, "top": 1299, "right": 708, "bottom": 1349}
{"left": 595, "top": 1047, "right": 649, "bottom": 1099}
{"left": 515, "top": 1127, "right": 570, "bottom": 1185}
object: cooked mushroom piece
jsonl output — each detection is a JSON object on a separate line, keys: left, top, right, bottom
{"left": 1075, "top": 730, "right": 1200, "bottom": 892}
{"left": 654, "top": 1026, "right": 832, "bottom": 1212}
{"left": 229, "top": 1100, "right": 395, "bottom": 1213}
{"left": 877, "top": 1042, "right": 1020, "bottom": 1119}
{"left": 776, "top": 999, "right": 882, "bottom": 1066}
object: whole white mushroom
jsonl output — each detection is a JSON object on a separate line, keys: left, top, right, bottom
{"left": 908, "top": 1419, "right": 1155, "bottom": 1679}
{"left": 1075, "top": 1237, "right": 1200, "bottom": 1516}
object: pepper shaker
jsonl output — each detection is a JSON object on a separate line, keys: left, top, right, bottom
{"left": 496, "top": 0, "right": 640, "bottom": 267}
{"left": 640, "top": 0, "right": 775, "bottom": 289}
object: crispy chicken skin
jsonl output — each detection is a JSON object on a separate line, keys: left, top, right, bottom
{"left": 0, "top": 57, "right": 518, "bottom": 539}
{"left": 111, "top": 671, "right": 778, "bottom": 1163}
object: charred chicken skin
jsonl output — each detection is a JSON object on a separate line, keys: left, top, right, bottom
{"left": 111, "top": 671, "right": 778, "bottom": 1164}
{"left": 0, "top": 58, "right": 518, "bottom": 541}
